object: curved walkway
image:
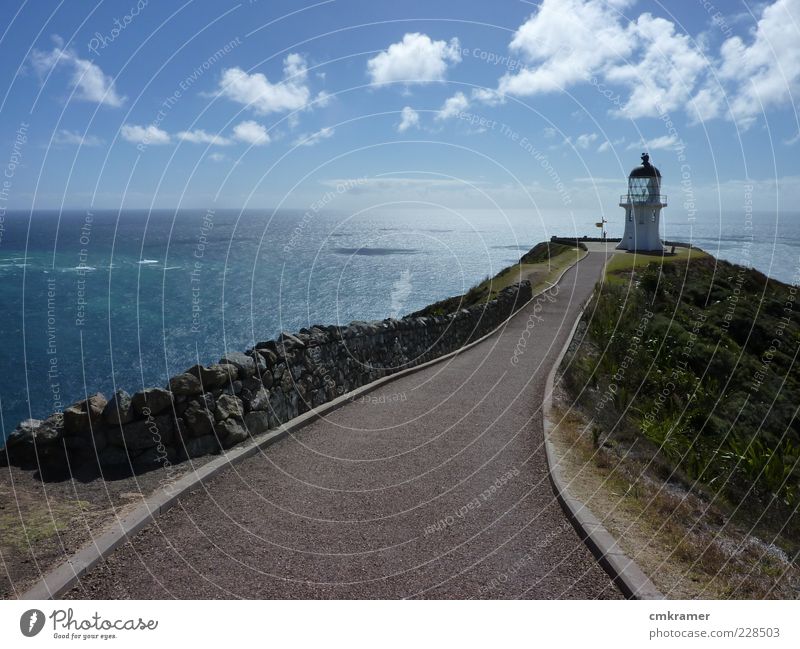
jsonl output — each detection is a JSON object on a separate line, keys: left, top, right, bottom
{"left": 65, "top": 251, "right": 621, "bottom": 599}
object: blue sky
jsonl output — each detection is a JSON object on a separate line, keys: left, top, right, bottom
{"left": 1, "top": 0, "right": 799, "bottom": 215}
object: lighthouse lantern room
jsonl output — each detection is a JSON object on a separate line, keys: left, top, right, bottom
{"left": 616, "top": 153, "right": 667, "bottom": 252}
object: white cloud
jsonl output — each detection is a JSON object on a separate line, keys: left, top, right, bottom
{"left": 53, "top": 129, "right": 104, "bottom": 147}
{"left": 293, "top": 126, "right": 334, "bottom": 147}
{"left": 436, "top": 91, "right": 469, "bottom": 120}
{"left": 627, "top": 134, "right": 683, "bottom": 151}
{"left": 573, "top": 176, "right": 622, "bottom": 185}
{"left": 573, "top": 132, "right": 599, "bottom": 149}
{"left": 499, "top": 0, "right": 634, "bottom": 95}
{"left": 120, "top": 124, "right": 170, "bottom": 145}
{"left": 207, "top": 152, "right": 228, "bottom": 162}
{"left": 321, "top": 177, "right": 482, "bottom": 193}
{"left": 494, "top": 0, "right": 800, "bottom": 127}
{"left": 605, "top": 13, "right": 709, "bottom": 119}
{"left": 316, "top": 173, "right": 800, "bottom": 214}
{"left": 367, "top": 32, "right": 462, "bottom": 85}
{"left": 688, "top": 85, "right": 725, "bottom": 124}
{"left": 31, "top": 41, "right": 124, "bottom": 107}
{"left": 712, "top": 0, "right": 800, "bottom": 125}
{"left": 472, "top": 87, "right": 505, "bottom": 106}
{"left": 217, "top": 54, "right": 311, "bottom": 114}
{"left": 232, "top": 120, "right": 270, "bottom": 145}
{"left": 397, "top": 106, "right": 420, "bottom": 132}
{"left": 597, "top": 136, "right": 626, "bottom": 152}
{"left": 176, "top": 129, "right": 232, "bottom": 146}
{"left": 314, "top": 90, "right": 332, "bottom": 107}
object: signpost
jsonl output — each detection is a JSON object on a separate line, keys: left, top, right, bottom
{"left": 595, "top": 218, "right": 607, "bottom": 239}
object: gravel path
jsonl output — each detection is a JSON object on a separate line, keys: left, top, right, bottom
{"left": 65, "top": 251, "right": 621, "bottom": 599}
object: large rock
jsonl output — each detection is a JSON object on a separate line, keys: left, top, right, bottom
{"left": 221, "top": 380, "right": 242, "bottom": 396}
{"left": 131, "top": 388, "right": 173, "bottom": 416}
{"left": 280, "top": 369, "right": 294, "bottom": 394}
{"left": 168, "top": 373, "right": 203, "bottom": 396}
{"left": 102, "top": 390, "right": 134, "bottom": 425}
{"left": 6, "top": 415, "right": 64, "bottom": 449}
{"left": 133, "top": 445, "right": 177, "bottom": 472}
{"left": 255, "top": 340, "right": 278, "bottom": 354}
{"left": 3, "top": 416, "right": 65, "bottom": 466}
{"left": 5, "top": 419, "right": 45, "bottom": 447}
{"left": 245, "top": 350, "right": 268, "bottom": 377}
{"left": 217, "top": 418, "right": 249, "bottom": 449}
{"left": 183, "top": 395, "right": 215, "bottom": 437}
{"left": 219, "top": 352, "right": 256, "bottom": 379}
{"left": 256, "top": 347, "right": 278, "bottom": 368}
{"left": 238, "top": 377, "right": 262, "bottom": 404}
{"left": 186, "top": 363, "right": 237, "bottom": 389}
{"left": 215, "top": 394, "right": 243, "bottom": 422}
{"left": 63, "top": 392, "right": 107, "bottom": 435}
{"left": 108, "top": 415, "right": 174, "bottom": 450}
{"left": 244, "top": 410, "right": 270, "bottom": 435}
{"left": 174, "top": 417, "right": 190, "bottom": 442}
{"left": 269, "top": 388, "right": 287, "bottom": 423}
{"left": 64, "top": 428, "right": 108, "bottom": 455}
{"left": 280, "top": 331, "right": 306, "bottom": 350}
{"left": 249, "top": 387, "right": 270, "bottom": 411}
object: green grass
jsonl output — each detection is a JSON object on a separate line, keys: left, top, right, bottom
{"left": 564, "top": 253, "right": 800, "bottom": 543}
{"left": 519, "top": 241, "right": 576, "bottom": 264}
{"left": 0, "top": 500, "right": 91, "bottom": 552}
{"left": 409, "top": 241, "right": 583, "bottom": 317}
{"left": 604, "top": 245, "right": 711, "bottom": 280}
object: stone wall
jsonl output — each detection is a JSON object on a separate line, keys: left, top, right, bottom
{"left": 2, "top": 281, "right": 532, "bottom": 478}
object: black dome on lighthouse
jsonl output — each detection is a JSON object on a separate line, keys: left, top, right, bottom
{"left": 629, "top": 152, "right": 661, "bottom": 178}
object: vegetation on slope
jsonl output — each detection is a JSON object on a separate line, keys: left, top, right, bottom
{"left": 563, "top": 251, "right": 800, "bottom": 545}
{"left": 409, "top": 241, "right": 581, "bottom": 317}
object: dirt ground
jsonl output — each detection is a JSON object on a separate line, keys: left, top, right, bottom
{"left": 0, "top": 456, "right": 213, "bottom": 599}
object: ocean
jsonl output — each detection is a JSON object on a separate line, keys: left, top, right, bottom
{"left": 1, "top": 208, "right": 797, "bottom": 438}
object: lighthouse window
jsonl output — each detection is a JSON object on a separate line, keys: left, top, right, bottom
{"left": 628, "top": 211, "right": 632, "bottom": 222}
{"left": 652, "top": 210, "right": 656, "bottom": 222}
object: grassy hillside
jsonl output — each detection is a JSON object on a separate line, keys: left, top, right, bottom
{"left": 409, "top": 241, "right": 582, "bottom": 317}
{"left": 563, "top": 250, "right": 800, "bottom": 543}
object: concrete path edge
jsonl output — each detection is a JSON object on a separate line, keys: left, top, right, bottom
{"left": 541, "top": 295, "right": 665, "bottom": 600}
{"left": 22, "top": 252, "right": 588, "bottom": 600}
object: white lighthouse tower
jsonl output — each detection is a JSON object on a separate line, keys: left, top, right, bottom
{"left": 617, "top": 153, "right": 667, "bottom": 251}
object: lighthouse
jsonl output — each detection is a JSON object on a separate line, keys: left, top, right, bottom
{"left": 617, "top": 153, "right": 667, "bottom": 252}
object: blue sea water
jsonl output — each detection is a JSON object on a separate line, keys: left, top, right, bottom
{"left": 0, "top": 207, "right": 797, "bottom": 439}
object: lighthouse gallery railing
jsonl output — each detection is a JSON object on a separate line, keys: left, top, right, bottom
{"left": 620, "top": 193, "right": 668, "bottom": 205}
